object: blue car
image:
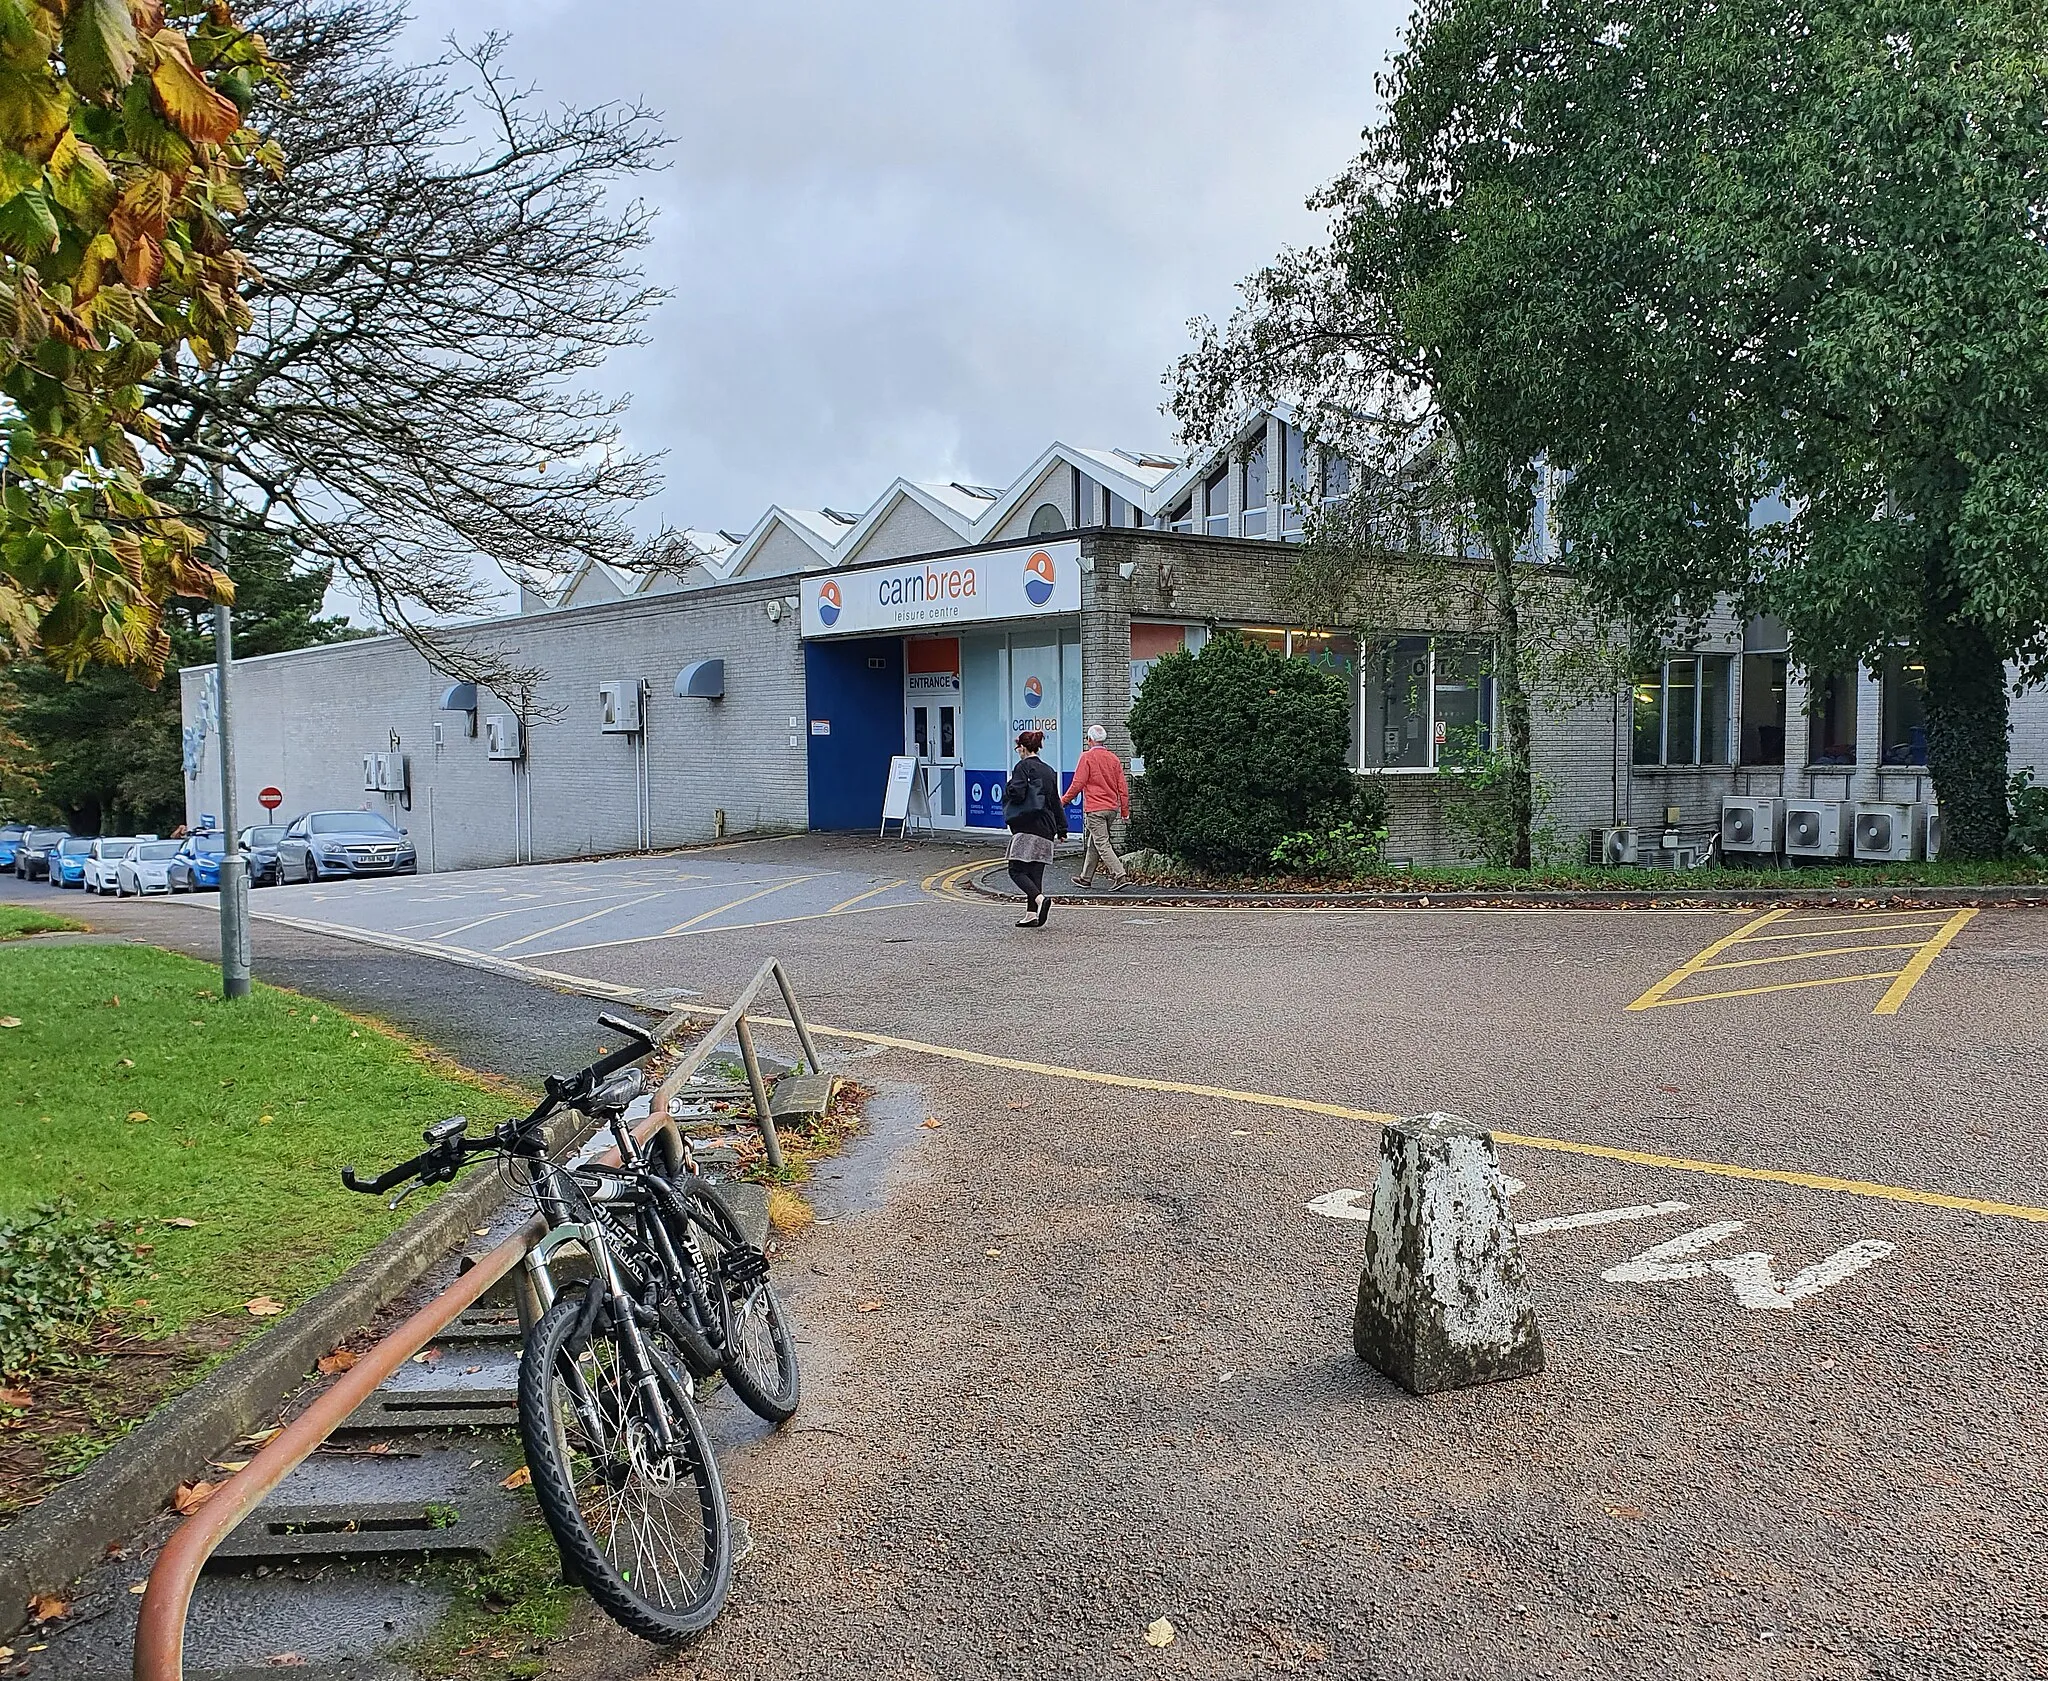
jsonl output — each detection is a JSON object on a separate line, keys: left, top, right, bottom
{"left": 52, "top": 835, "right": 99, "bottom": 888}
{"left": 0, "top": 824, "right": 25, "bottom": 869}
{"left": 169, "top": 831, "right": 226, "bottom": 893}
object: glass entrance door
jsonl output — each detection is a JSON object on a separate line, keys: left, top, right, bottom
{"left": 906, "top": 694, "right": 962, "bottom": 825}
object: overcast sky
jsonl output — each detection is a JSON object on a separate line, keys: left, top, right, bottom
{"left": 400, "top": 0, "right": 1405, "bottom": 566}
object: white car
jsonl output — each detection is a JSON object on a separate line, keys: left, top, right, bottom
{"left": 115, "top": 839, "right": 184, "bottom": 896}
{"left": 82, "top": 837, "right": 138, "bottom": 893}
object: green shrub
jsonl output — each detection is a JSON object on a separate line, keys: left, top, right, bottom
{"left": 0, "top": 1202, "right": 142, "bottom": 1383}
{"left": 2012, "top": 768, "right": 2048, "bottom": 858}
{"left": 1271, "top": 817, "right": 1389, "bottom": 878}
{"left": 1126, "top": 632, "right": 1356, "bottom": 872}
{"left": 1434, "top": 728, "right": 1565, "bottom": 867}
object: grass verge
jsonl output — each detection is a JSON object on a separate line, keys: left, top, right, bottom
{"left": 0, "top": 940, "right": 527, "bottom": 1519}
{"left": 1135, "top": 858, "right": 2048, "bottom": 894}
{"left": 0, "top": 905, "right": 84, "bottom": 940}
{"left": 407, "top": 1503, "right": 580, "bottom": 1681}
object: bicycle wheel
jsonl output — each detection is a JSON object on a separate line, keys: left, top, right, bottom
{"left": 653, "top": 1176, "right": 801, "bottom": 1425}
{"left": 517, "top": 1285, "right": 733, "bottom": 1642}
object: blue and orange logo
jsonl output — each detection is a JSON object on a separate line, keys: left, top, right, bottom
{"left": 1023, "top": 548, "right": 1056, "bottom": 607}
{"left": 817, "top": 579, "right": 841, "bottom": 626}
{"left": 1023, "top": 676, "right": 1043, "bottom": 709}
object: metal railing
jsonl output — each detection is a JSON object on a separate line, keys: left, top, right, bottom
{"left": 134, "top": 959, "right": 825, "bottom": 1681}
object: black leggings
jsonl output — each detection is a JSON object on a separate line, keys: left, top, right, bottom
{"left": 1007, "top": 858, "right": 1046, "bottom": 902}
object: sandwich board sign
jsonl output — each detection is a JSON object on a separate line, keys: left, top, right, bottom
{"left": 879, "top": 754, "right": 933, "bottom": 840}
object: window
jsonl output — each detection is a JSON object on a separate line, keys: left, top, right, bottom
{"left": 1241, "top": 432, "right": 1269, "bottom": 536}
{"left": 1633, "top": 655, "right": 1733, "bottom": 766}
{"left": 1071, "top": 468, "right": 1102, "bottom": 529}
{"left": 1739, "top": 615, "right": 1788, "bottom": 765}
{"left": 1027, "top": 502, "right": 1065, "bottom": 537}
{"left": 1363, "top": 636, "right": 1495, "bottom": 770}
{"left": 1281, "top": 424, "right": 1307, "bottom": 533}
{"left": 1806, "top": 669, "right": 1858, "bottom": 766}
{"left": 1880, "top": 652, "right": 1928, "bottom": 765}
{"left": 1321, "top": 453, "right": 1351, "bottom": 504}
{"left": 1203, "top": 467, "right": 1230, "bottom": 536}
{"left": 1165, "top": 497, "right": 1193, "bottom": 533}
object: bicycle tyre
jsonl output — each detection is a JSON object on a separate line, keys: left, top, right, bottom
{"left": 656, "top": 1176, "right": 801, "bottom": 1425}
{"left": 518, "top": 1285, "right": 733, "bottom": 1642}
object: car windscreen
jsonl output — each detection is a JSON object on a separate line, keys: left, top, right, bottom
{"left": 189, "top": 835, "right": 226, "bottom": 855}
{"left": 98, "top": 838, "right": 137, "bottom": 855}
{"left": 308, "top": 812, "right": 399, "bottom": 835}
{"left": 57, "top": 838, "right": 95, "bottom": 855}
{"left": 26, "top": 829, "right": 65, "bottom": 845}
{"left": 247, "top": 827, "right": 287, "bottom": 846}
{"left": 135, "top": 842, "right": 183, "bottom": 860}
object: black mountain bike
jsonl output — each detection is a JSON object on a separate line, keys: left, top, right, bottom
{"left": 343, "top": 1012, "right": 801, "bottom": 1641}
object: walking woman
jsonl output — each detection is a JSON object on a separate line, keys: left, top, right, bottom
{"left": 1002, "top": 729, "right": 1066, "bottom": 927}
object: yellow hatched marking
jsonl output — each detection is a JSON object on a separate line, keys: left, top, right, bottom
{"left": 659, "top": 875, "right": 818, "bottom": 935}
{"left": 1631, "top": 969, "right": 1905, "bottom": 1007}
{"left": 825, "top": 879, "right": 909, "bottom": 915}
{"left": 491, "top": 890, "right": 671, "bottom": 953}
{"left": 1873, "top": 908, "right": 1979, "bottom": 1015}
{"left": 1739, "top": 919, "right": 1968, "bottom": 942}
{"left": 1624, "top": 909, "right": 1790, "bottom": 1010}
{"left": 1695, "top": 940, "right": 1927, "bottom": 974}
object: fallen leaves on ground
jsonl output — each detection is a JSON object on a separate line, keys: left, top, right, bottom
{"left": 128, "top": 1583, "right": 146, "bottom": 1595}
{"left": 28, "top": 1593, "right": 68, "bottom": 1624}
{"left": 264, "top": 1654, "right": 306, "bottom": 1667}
{"left": 1006, "top": 1100, "right": 1033, "bottom": 1111}
{"left": 315, "top": 1348, "right": 358, "bottom": 1376}
{"left": 164, "top": 1217, "right": 199, "bottom": 1228}
{"left": 501, "top": 1466, "right": 531, "bottom": 1491}
{"left": 412, "top": 1347, "right": 444, "bottom": 1365}
{"left": 921, "top": 1115, "right": 942, "bottom": 1129}
{"left": 172, "top": 1480, "right": 219, "bottom": 1515}
{"left": 984, "top": 1248, "right": 1002, "bottom": 1258}
{"left": 117, "top": 1056, "right": 133, "bottom": 1066}
{"left": 239, "top": 1426, "right": 283, "bottom": 1449}
{"left": 127, "top": 1111, "right": 150, "bottom": 1122}
{"left": 0, "top": 1017, "right": 20, "bottom": 1029}
{"left": 0, "top": 1388, "right": 30, "bottom": 1411}
{"left": 854, "top": 1299, "right": 884, "bottom": 1313}
{"left": 244, "top": 1296, "right": 286, "bottom": 1317}
{"left": 1145, "top": 1617, "right": 1176, "bottom": 1648}
{"left": 209, "top": 1460, "right": 250, "bottom": 1474}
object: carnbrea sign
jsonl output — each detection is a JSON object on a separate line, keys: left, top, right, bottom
{"left": 801, "top": 539, "right": 1081, "bottom": 637}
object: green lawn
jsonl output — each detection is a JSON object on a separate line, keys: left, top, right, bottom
{"left": 1158, "top": 859, "right": 2048, "bottom": 893}
{"left": 0, "top": 942, "right": 524, "bottom": 1336}
{"left": 0, "top": 905, "right": 84, "bottom": 940}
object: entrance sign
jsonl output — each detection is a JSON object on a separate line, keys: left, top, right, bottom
{"left": 879, "top": 754, "right": 933, "bottom": 840}
{"left": 257, "top": 786, "right": 283, "bottom": 811}
{"left": 803, "top": 539, "right": 1081, "bottom": 637}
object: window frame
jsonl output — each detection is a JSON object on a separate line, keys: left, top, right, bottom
{"left": 1633, "top": 654, "right": 1736, "bottom": 768}
{"left": 1878, "top": 651, "right": 1929, "bottom": 767}
{"left": 1360, "top": 634, "right": 1498, "bottom": 774}
{"left": 1202, "top": 467, "right": 1230, "bottom": 537}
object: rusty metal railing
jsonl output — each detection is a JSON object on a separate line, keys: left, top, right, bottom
{"left": 134, "top": 961, "right": 826, "bottom": 1681}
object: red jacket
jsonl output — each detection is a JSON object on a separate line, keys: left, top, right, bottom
{"left": 1061, "top": 744, "right": 1130, "bottom": 817}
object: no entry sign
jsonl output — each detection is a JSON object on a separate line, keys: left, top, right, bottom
{"left": 258, "top": 786, "right": 283, "bottom": 811}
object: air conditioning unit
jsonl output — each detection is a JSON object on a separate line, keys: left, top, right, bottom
{"left": 485, "top": 714, "right": 524, "bottom": 761}
{"left": 362, "top": 753, "right": 380, "bottom": 791}
{"left": 1783, "top": 799, "right": 1847, "bottom": 859}
{"left": 598, "top": 680, "right": 642, "bottom": 734}
{"left": 1600, "top": 825, "right": 1640, "bottom": 866}
{"left": 1852, "top": 800, "right": 1917, "bottom": 862}
{"left": 1920, "top": 803, "right": 1942, "bottom": 861}
{"left": 375, "top": 752, "right": 410, "bottom": 793}
{"left": 1721, "top": 796, "right": 1781, "bottom": 855}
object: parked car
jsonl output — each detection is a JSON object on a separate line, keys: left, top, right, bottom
{"left": 277, "top": 811, "right": 417, "bottom": 883}
{"left": 0, "top": 823, "right": 26, "bottom": 870}
{"left": 169, "top": 831, "right": 227, "bottom": 893}
{"left": 115, "top": 839, "right": 184, "bottom": 897}
{"left": 239, "top": 823, "right": 289, "bottom": 888}
{"left": 14, "top": 826, "right": 67, "bottom": 880}
{"left": 51, "top": 835, "right": 99, "bottom": 888}
{"left": 83, "top": 838, "right": 140, "bottom": 893}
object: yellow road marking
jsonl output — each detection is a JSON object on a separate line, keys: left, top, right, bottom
{"left": 924, "top": 857, "right": 1001, "bottom": 897}
{"left": 521, "top": 899, "right": 909, "bottom": 960}
{"left": 737, "top": 1016, "right": 2048, "bottom": 1226}
{"left": 659, "top": 875, "right": 818, "bottom": 935}
{"left": 1628, "top": 905, "right": 1978, "bottom": 1014}
{"left": 1625, "top": 909, "right": 1789, "bottom": 1009}
{"left": 1873, "top": 908, "right": 1979, "bottom": 1015}
{"left": 1695, "top": 940, "right": 1926, "bottom": 973}
{"left": 826, "top": 879, "right": 909, "bottom": 915}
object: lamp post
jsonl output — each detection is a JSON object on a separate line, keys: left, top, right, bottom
{"left": 210, "top": 463, "right": 251, "bottom": 1000}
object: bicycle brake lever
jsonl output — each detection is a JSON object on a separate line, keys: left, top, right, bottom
{"left": 387, "top": 1181, "right": 422, "bottom": 1212}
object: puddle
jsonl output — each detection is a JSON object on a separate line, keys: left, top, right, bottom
{"left": 806, "top": 1080, "right": 926, "bottom": 1221}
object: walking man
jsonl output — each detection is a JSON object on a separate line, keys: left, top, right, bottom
{"left": 1061, "top": 723, "right": 1131, "bottom": 889}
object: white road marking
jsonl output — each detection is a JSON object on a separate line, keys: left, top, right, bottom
{"left": 1306, "top": 1189, "right": 1374, "bottom": 1222}
{"left": 1514, "top": 1200, "right": 1693, "bottom": 1237}
{"left": 1603, "top": 1222, "right": 1895, "bottom": 1310}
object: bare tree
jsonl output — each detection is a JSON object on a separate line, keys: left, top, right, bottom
{"left": 143, "top": 0, "right": 683, "bottom": 691}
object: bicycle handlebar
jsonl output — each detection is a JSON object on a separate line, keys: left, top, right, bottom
{"left": 341, "top": 1013, "right": 661, "bottom": 1199}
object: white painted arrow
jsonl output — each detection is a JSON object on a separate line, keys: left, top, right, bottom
{"left": 1603, "top": 1222, "right": 1896, "bottom": 1311}
{"left": 1305, "top": 1188, "right": 1375, "bottom": 1223}
{"left": 1306, "top": 1187, "right": 1691, "bottom": 1238}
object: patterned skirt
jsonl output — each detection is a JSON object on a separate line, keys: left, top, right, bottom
{"left": 1006, "top": 831, "right": 1055, "bottom": 865}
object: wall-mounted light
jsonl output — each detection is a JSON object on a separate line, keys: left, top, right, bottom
{"left": 1117, "top": 561, "right": 1136, "bottom": 581}
{"left": 765, "top": 599, "right": 784, "bottom": 623}
{"left": 1078, "top": 554, "right": 1095, "bottom": 573}
{"left": 438, "top": 681, "right": 479, "bottom": 737}
{"left": 675, "top": 658, "right": 725, "bottom": 699}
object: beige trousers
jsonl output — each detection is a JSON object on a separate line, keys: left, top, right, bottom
{"left": 1077, "top": 810, "right": 1125, "bottom": 882}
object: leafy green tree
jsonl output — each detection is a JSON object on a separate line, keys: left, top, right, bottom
{"left": 1126, "top": 632, "right": 1357, "bottom": 873}
{"left": 5, "top": 518, "right": 357, "bottom": 830}
{"left": 0, "top": 0, "right": 273, "bottom": 675}
{"left": 1385, "top": 0, "right": 2048, "bottom": 857}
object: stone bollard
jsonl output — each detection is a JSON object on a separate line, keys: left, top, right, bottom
{"left": 1352, "top": 1112, "right": 1545, "bottom": 1395}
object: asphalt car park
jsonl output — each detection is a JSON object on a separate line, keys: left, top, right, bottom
{"left": 12, "top": 838, "right": 2044, "bottom": 1676}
